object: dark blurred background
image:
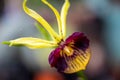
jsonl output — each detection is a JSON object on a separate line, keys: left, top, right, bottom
{"left": 0, "top": 0, "right": 120, "bottom": 80}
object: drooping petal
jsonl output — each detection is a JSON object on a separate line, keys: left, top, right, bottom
{"left": 8, "top": 37, "right": 57, "bottom": 49}
{"left": 49, "top": 32, "right": 90, "bottom": 73}
{"left": 61, "top": 0, "right": 70, "bottom": 39}
{"left": 23, "top": 0, "right": 60, "bottom": 42}
{"left": 42, "top": 0, "right": 62, "bottom": 38}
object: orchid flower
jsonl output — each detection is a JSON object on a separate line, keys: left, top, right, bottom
{"left": 4, "top": 0, "right": 91, "bottom": 74}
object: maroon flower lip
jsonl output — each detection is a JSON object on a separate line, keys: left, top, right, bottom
{"left": 49, "top": 32, "right": 91, "bottom": 73}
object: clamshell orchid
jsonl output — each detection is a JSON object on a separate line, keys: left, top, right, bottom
{"left": 4, "top": 0, "right": 91, "bottom": 73}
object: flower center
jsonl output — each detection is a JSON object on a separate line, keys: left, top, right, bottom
{"left": 59, "top": 40, "right": 65, "bottom": 47}
{"left": 63, "top": 46, "right": 74, "bottom": 56}
{"left": 58, "top": 40, "right": 74, "bottom": 56}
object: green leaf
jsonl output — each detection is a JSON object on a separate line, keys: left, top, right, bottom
{"left": 35, "top": 22, "right": 51, "bottom": 40}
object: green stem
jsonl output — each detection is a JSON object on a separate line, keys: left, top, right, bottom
{"left": 77, "top": 71, "right": 88, "bottom": 80}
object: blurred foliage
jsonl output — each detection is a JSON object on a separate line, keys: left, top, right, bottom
{"left": 27, "top": 0, "right": 81, "bottom": 9}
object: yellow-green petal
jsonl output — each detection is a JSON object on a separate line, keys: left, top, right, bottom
{"left": 9, "top": 37, "right": 58, "bottom": 49}
{"left": 61, "top": 0, "right": 70, "bottom": 39}
{"left": 23, "top": 0, "right": 60, "bottom": 42}
{"left": 42, "top": 0, "right": 63, "bottom": 39}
